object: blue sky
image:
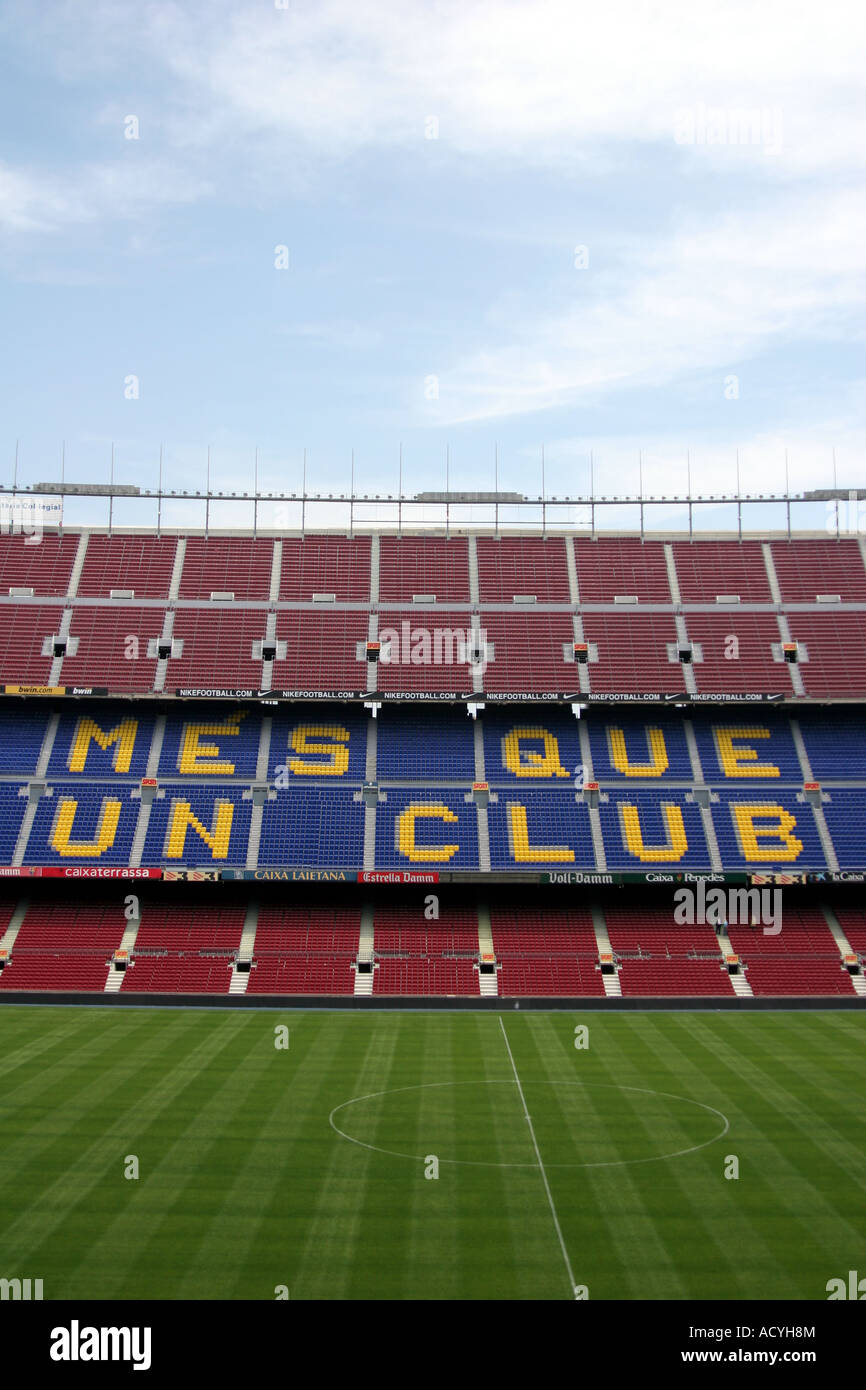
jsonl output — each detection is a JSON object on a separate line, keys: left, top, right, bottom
{"left": 0, "top": 0, "right": 863, "bottom": 532}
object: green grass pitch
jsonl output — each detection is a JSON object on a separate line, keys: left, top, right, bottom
{"left": 1, "top": 1006, "right": 864, "bottom": 1300}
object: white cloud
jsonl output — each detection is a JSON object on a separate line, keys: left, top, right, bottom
{"left": 0, "top": 157, "right": 212, "bottom": 236}
{"left": 111, "top": 0, "right": 865, "bottom": 179}
{"left": 425, "top": 188, "right": 866, "bottom": 423}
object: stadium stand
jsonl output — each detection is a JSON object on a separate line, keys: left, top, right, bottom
{"left": 575, "top": 537, "right": 672, "bottom": 601}
{"left": 579, "top": 613, "right": 686, "bottom": 692}
{"left": 0, "top": 533, "right": 80, "bottom": 595}
{"left": 122, "top": 902, "right": 244, "bottom": 994}
{"left": 671, "top": 540, "right": 771, "bottom": 602}
{"left": 1, "top": 527, "right": 866, "bottom": 999}
{"left": 770, "top": 538, "right": 866, "bottom": 602}
{"left": 685, "top": 614, "right": 790, "bottom": 695}
{"left": 379, "top": 535, "right": 469, "bottom": 601}
{"left": 491, "top": 905, "right": 604, "bottom": 996}
{"left": 727, "top": 904, "right": 855, "bottom": 996}
{"left": 179, "top": 536, "right": 274, "bottom": 600}
{"left": 476, "top": 535, "right": 570, "bottom": 601}
{"left": 77, "top": 534, "right": 178, "bottom": 598}
{"left": 0, "top": 898, "right": 125, "bottom": 991}
{"left": 248, "top": 904, "right": 359, "bottom": 994}
{"left": 278, "top": 535, "right": 371, "bottom": 601}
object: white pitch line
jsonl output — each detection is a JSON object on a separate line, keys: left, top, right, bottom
{"left": 498, "top": 1017, "right": 577, "bottom": 1299}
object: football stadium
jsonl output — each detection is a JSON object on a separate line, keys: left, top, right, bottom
{"left": 0, "top": 511, "right": 864, "bottom": 1322}
{"left": 2, "top": 0, "right": 863, "bottom": 1357}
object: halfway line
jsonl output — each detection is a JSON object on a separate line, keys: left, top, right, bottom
{"left": 498, "top": 1016, "right": 578, "bottom": 1299}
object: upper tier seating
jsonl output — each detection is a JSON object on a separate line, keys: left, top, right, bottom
{"left": 379, "top": 536, "right": 469, "bottom": 602}
{"left": 77, "top": 535, "right": 178, "bottom": 598}
{"left": 179, "top": 537, "right": 274, "bottom": 600}
{"left": 575, "top": 538, "right": 671, "bottom": 602}
{"left": 476, "top": 536, "right": 570, "bottom": 601}
{"left": 671, "top": 540, "right": 771, "bottom": 602}
{"left": 0, "top": 530, "right": 864, "bottom": 698}
{"left": 770, "top": 539, "right": 866, "bottom": 602}
{"left": 279, "top": 535, "right": 371, "bottom": 601}
{"left": 0, "top": 533, "right": 80, "bottom": 596}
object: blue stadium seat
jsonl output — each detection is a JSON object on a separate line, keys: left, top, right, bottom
{"left": 710, "top": 791, "right": 826, "bottom": 869}
{"left": 376, "top": 788, "right": 478, "bottom": 869}
{"left": 796, "top": 712, "right": 866, "bottom": 780}
{"left": 600, "top": 792, "right": 709, "bottom": 869}
{"left": 23, "top": 782, "right": 140, "bottom": 865}
{"left": 0, "top": 708, "right": 50, "bottom": 775}
{"left": 816, "top": 791, "right": 866, "bottom": 869}
{"left": 488, "top": 790, "right": 593, "bottom": 868}
{"left": 377, "top": 706, "right": 474, "bottom": 780}
{"left": 0, "top": 783, "right": 29, "bottom": 861}
{"left": 259, "top": 786, "right": 364, "bottom": 868}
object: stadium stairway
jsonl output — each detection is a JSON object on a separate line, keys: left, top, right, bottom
{"left": 354, "top": 904, "right": 375, "bottom": 994}
{"left": 0, "top": 898, "right": 30, "bottom": 954}
{"left": 716, "top": 923, "right": 754, "bottom": 996}
{"left": 104, "top": 905, "right": 143, "bottom": 992}
{"left": 477, "top": 903, "right": 498, "bottom": 995}
{"left": 229, "top": 900, "right": 259, "bottom": 994}
{"left": 591, "top": 903, "right": 621, "bottom": 996}
{"left": 820, "top": 903, "right": 866, "bottom": 995}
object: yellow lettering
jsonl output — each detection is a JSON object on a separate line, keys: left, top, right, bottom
{"left": 620, "top": 803, "right": 688, "bottom": 862}
{"left": 164, "top": 801, "right": 234, "bottom": 859}
{"left": 607, "top": 726, "right": 669, "bottom": 777}
{"left": 288, "top": 724, "right": 351, "bottom": 776}
{"left": 507, "top": 804, "right": 575, "bottom": 861}
{"left": 51, "top": 798, "right": 122, "bottom": 856}
{"left": 396, "top": 805, "right": 460, "bottom": 862}
{"left": 732, "top": 804, "right": 803, "bottom": 860}
{"left": 501, "top": 728, "right": 570, "bottom": 779}
{"left": 713, "top": 727, "right": 780, "bottom": 778}
{"left": 178, "top": 713, "right": 246, "bottom": 775}
{"left": 68, "top": 718, "right": 138, "bottom": 774}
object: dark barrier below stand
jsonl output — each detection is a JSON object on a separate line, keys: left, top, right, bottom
{"left": 0, "top": 991, "right": 864, "bottom": 1010}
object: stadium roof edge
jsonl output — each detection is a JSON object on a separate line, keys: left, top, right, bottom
{"left": 7, "top": 524, "right": 860, "bottom": 542}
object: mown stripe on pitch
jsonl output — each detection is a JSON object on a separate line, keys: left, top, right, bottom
{"left": 662, "top": 1013, "right": 864, "bottom": 1294}
{"left": 290, "top": 1015, "right": 405, "bottom": 1300}
{"left": 97, "top": 1013, "right": 286, "bottom": 1300}
{"left": 707, "top": 1015, "right": 866, "bottom": 1200}
{"left": 610, "top": 1012, "right": 799, "bottom": 1299}
{"left": 519, "top": 1012, "right": 691, "bottom": 1300}
{"left": 340, "top": 1011, "right": 450, "bottom": 1299}
{"left": 227, "top": 1011, "right": 380, "bottom": 1300}
{"left": 511, "top": 1013, "right": 632, "bottom": 1300}
{"left": 690, "top": 1013, "right": 866, "bottom": 1197}
{"left": 0, "top": 1010, "right": 241, "bottom": 1284}
{"left": 15, "top": 1010, "right": 242, "bottom": 1293}
{"left": 0, "top": 1006, "right": 182, "bottom": 1194}
{"left": 0, "top": 1005, "right": 102, "bottom": 1080}
{"left": 472, "top": 1014, "right": 570, "bottom": 1300}
{"left": 0, "top": 1005, "right": 157, "bottom": 1106}
{"left": 178, "top": 1012, "right": 372, "bottom": 1299}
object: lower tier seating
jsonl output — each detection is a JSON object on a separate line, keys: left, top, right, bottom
{"left": 0, "top": 889, "right": 863, "bottom": 998}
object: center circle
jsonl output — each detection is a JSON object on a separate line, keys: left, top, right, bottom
{"left": 329, "top": 1079, "right": 729, "bottom": 1169}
